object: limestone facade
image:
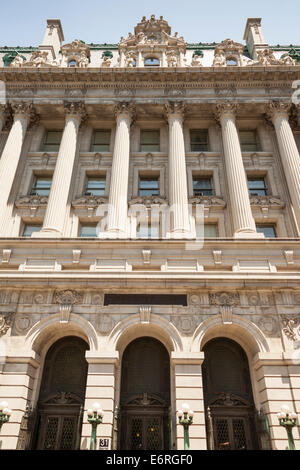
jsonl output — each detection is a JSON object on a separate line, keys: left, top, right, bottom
{"left": 0, "top": 16, "right": 300, "bottom": 450}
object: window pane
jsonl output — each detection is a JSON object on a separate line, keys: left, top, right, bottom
{"left": 137, "top": 222, "right": 159, "bottom": 238}
{"left": 240, "top": 131, "right": 259, "bottom": 152}
{"left": 42, "top": 131, "right": 62, "bottom": 151}
{"left": 193, "top": 178, "right": 213, "bottom": 196}
{"left": 86, "top": 178, "right": 106, "bottom": 196}
{"left": 144, "top": 57, "right": 160, "bottom": 66}
{"left": 140, "top": 130, "right": 160, "bottom": 152}
{"left": 139, "top": 177, "right": 159, "bottom": 196}
{"left": 31, "top": 177, "right": 52, "bottom": 196}
{"left": 256, "top": 225, "right": 276, "bottom": 238}
{"left": 80, "top": 225, "right": 98, "bottom": 237}
{"left": 248, "top": 178, "right": 267, "bottom": 196}
{"left": 204, "top": 224, "right": 218, "bottom": 237}
{"left": 190, "top": 130, "right": 209, "bottom": 151}
{"left": 92, "top": 131, "right": 111, "bottom": 152}
{"left": 23, "top": 225, "right": 42, "bottom": 237}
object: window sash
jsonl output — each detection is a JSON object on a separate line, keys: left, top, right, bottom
{"left": 256, "top": 225, "right": 276, "bottom": 238}
{"left": 30, "top": 177, "right": 52, "bottom": 196}
{"left": 23, "top": 225, "right": 42, "bottom": 237}
{"left": 80, "top": 225, "right": 98, "bottom": 237}
{"left": 85, "top": 178, "right": 106, "bottom": 196}
{"left": 42, "top": 131, "right": 62, "bottom": 151}
{"left": 144, "top": 57, "right": 160, "bottom": 66}
{"left": 204, "top": 224, "right": 218, "bottom": 238}
{"left": 240, "top": 131, "right": 259, "bottom": 152}
{"left": 92, "top": 131, "right": 111, "bottom": 152}
{"left": 193, "top": 177, "right": 213, "bottom": 196}
{"left": 137, "top": 221, "right": 160, "bottom": 238}
{"left": 139, "top": 178, "right": 159, "bottom": 196}
{"left": 190, "top": 130, "right": 209, "bottom": 151}
{"left": 140, "top": 130, "right": 160, "bottom": 152}
{"left": 247, "top": 178, "right": 267, "bottom": 196}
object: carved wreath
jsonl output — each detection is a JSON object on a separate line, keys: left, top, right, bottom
{"left": 54, "top": 290, "right": 83, "bottom": 305}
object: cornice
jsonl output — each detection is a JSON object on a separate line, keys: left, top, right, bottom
{"left": 0, "top": 66, "right": 299, "bottom": 88}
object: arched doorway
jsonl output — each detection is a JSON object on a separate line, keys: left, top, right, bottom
{"left": 202, "top": 338, "right": 259, "bottom": 450}
{"left": 119, "top": 337, "right": 171, "bottom": 450}
{"left": 33, "top": 336, "right": 89, "bottom": 450}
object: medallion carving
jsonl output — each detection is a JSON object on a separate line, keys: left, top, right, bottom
{"left": 54, "top": 290, "right": 83, "bottom": 305}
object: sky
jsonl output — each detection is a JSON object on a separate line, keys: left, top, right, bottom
{"left": 0, "top": 0, "right": 299, "bottom": 47}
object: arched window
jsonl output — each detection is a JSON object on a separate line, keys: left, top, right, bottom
{"left": 68, "top": 59, "right": 77, "bottom": 67}
{"left": 144, "top": 57, "right": 160, "bottom": 67}
{"left": 226, "top": 58, "right": 237, "bottom": 66}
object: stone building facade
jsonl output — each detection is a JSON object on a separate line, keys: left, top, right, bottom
{"left": 0, "top": 15, "right": 300, "bottom": 450}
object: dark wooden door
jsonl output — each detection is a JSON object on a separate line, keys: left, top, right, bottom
{"left": 213, "top": 415, "right": 252, "bottom": 450}
{"left": 126, "top": 414, "right": 164, "bottom": 450}
{"left": 37, "top": 412, "right": 79, "bottom": 450}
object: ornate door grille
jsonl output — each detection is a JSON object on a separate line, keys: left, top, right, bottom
{"left": 214, "top": 416, "right": 249, "bottom": 450}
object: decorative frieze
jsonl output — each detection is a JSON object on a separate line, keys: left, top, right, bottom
{"left": 281, "top": 316, "right": 300, "bottom": 341}
{"left": 0, "top": 312, "right": 12, "bottom": 336}
{"left": 209, "top": 292, "right": 239, "bottom": 306}
{"left": 54, "top": 290, "right": 83, "bottom": 305}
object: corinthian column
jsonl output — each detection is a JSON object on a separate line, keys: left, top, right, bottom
{"left": 267, "top": 101, "right": 300, "bottom": 233}
{"left": 104, "top": 102, "right": 134, "bottom": 238}
{"left": 165, "top": 101, "right": 192, "bottom": 236}
{"left": 216, "top": 102, "right": 259, "bottom": 238}
{"left": 0, "top": 102, "right": 37, "bottom": 235}
{"left": 33, "top": 102, "right": 86, "bottom": 238}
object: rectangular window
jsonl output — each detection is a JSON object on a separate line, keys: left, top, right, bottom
{"left": 193, "top": 177, "right": 213, "bottom": 196}
{"left": 137, "top": 220, "right": 159, "bottom": 238}
{"left": 196, "top": 223, "right": 218, "bottom": 238}
{"left": 204, "top": 224, "right": 218, "bottom": 238}
{"left": 85, "top": 177, "right": 106, "bottom": 196}
{"left": 92, "top": 130, "right": 111, "bottom": 152}
{"left": 239, "top": 130, "right": 260, "bottom": 152}
{"left": 140, "top": 130, "right": 160, "bottom": 152}
{"left": 30, "top": 177, "right": 52, "bottom": 196}
{"left": 80, "top": 224, "right": 98, "bottom": 237}
{"left": 23, "top": 224, "right": 42, "bottom": 237}
{"left": 190, "top": 130, "right": 209, "bottom": 152}
{"left": 42, "top": 131, "right": 62, "bottom": 152}
{"left": 247, "top": 177, "right": 267, "bottom": 196}
{"left": 256, "top": 224, "right": 276, "bottom": 238}
{"left": 138, "top": 176, "right": 159, "bottom": 197}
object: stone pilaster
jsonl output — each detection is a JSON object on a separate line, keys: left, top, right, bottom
{"left": 216, "top": 102, "right": 259, "bottom": 238}
{"left": 0, "top": 102, "right": 37, "bottom": 236}
{"left": 103, "top": 102, "right": 134, "bottom": 238}
{"left": 33, "top": 102, "right": 86, "bottom": 238}
{"left": 165, "top": 101, "right": 192, "bottom": 236}
{"left": 171, "top": 352, "right": 206, "bottom": 450}
{"left": 267, "top": 101, "right": 300, "bottom": 234}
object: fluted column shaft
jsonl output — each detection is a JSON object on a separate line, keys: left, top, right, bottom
{"left": 166, "top": 103, "right": 190, "bottom": 234}
{"left": 0, "top": 103, "right": 34, "bottom": 235}
{"left": 218, "top": 104, "right": 257, "bottom": 237}
{"left": 35, "top": 103, "right": 84, "bottom": 237}
{"left": 270, "top": 103, "right": 300, "bottom": 232}
{"left": 106, "top": 105, "right": 132, "bottom": 235}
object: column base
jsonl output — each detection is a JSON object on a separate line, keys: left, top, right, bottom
{"left": 234, "top": 230, "right": 264, "bottom": 239}
{"left": 31, "top": 228, "right": 62, "bottom": 238}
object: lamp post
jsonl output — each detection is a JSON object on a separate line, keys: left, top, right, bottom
{"left": 87, "top": 402, "right": 103, "bottom": 450}
{"left": 0, "top": 401, "right": 11, "bottom": 433}
{"left": 177, "top": 403, "right": 194, "bottom": 450}
{"left": 277, "top": 404, "right": 297, "bottom": 450}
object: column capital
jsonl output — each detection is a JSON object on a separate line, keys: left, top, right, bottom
{"left": 64, "top": 101, "right": 87, "bottom": 124}
{"left": 265, "top": 100, "right": 292, "bottom": 122}
{"left": 10, "top": 101, "right": 39, "bottom": 127}
{"left": 165, "top": 100, "right": 185, "bottom": 121}
{"left": 0, "top": 104, "right": 12, "bottom": 130}
{"left": 114, "top": 101, "right": 135, "bottom": 122}
{"left": 214, "top": 101, "right": 238, "bottom": 123}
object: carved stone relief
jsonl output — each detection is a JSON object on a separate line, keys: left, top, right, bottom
{"left": 96, "top": 314, "right": 115, "bottom": 334}
{"left": 0, "top": 313, "right": 13, "bottom": 337}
